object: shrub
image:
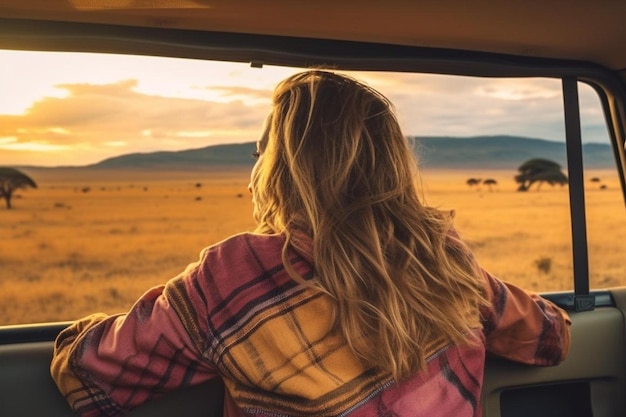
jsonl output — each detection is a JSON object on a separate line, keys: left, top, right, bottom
{"left": 534, "top": 256, "right": 552, "bottom": 274}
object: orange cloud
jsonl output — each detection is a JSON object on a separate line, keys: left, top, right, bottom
{"left": 0, "top": 80, "right": 270, "bottom": 166}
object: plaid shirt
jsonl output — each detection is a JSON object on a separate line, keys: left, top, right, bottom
{"left": 51, "top": 232, "right": 570, "bottom": 417}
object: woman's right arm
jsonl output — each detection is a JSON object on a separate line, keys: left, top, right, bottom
{"left": 50, "top": 267, "right": 220, "bottom": 416}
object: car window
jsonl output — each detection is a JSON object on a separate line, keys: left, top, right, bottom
{"left": 578, "top": 83, "right": 625, "bottom": 290}
{"left": 409, "top": 76, "right": 572, "bottom": 293}
{"left": 0, "top": 49, "right": 621, "bottom": 325}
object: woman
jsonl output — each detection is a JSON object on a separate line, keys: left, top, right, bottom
{"left": 51, "top": 70, "right": 570, "bottom": 417}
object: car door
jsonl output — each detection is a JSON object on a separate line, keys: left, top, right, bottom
{"left": 0, "top": 17, "right": 625, "bottom": 417}
{"left": 482, "top": 76, "right": 626, "bottom": 417}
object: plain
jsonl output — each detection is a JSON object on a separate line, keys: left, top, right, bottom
{"left": 0, "top": 167, "right": 623, "bottom": 325}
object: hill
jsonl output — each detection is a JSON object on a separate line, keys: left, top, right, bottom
{"left": 90, "top": 142, "right": 256, "bottom": 169}
{"left": 79, "top": 135, "right": 614, "bottom": 170}
{"left": 413, "top": 135, "right": 614, "bottom": 169}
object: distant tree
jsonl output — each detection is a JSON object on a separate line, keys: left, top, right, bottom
{"left": 466, "top": 178, "right": 481, "bottom": 188}
{"left": 483, "top": 178, "right": 498, "bottom": 191}
{"left": 514, "top": 158, "right": 568, "bottom": 191}
{"left": 590, "top": 177, "right": 601, "bottom": 183}
{"left": 0, "top": 167, "right": 37, "bottom": 209}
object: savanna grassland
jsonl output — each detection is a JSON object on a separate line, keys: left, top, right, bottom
{"left": 1, "top": 167, "right": 624, "bottom": 325}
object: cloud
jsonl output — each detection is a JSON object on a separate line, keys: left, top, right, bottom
{"left": 355, "top": 72, "right": 610, "bottom": 144}
{"left": 203, "top": 85, "right": 274, "bottom": 105}
{"left": 357, "top": 73, "right": 594, "bottom": 142}
{"left": 0, "top": 79, "right": 271, "bottom": 166}
{"left": 0, "top": 68, "right": 611, "bottom": 167}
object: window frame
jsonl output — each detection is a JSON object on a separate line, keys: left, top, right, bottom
{"left": 0, "top": 17, "right": 625, "bottom": 318}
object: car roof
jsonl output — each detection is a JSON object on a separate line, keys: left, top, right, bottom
{"left": 1, "top": 0, "right": 626, "bottom": 76}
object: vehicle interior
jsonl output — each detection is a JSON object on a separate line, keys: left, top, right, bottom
{"left": 1, "top": 1, "right": 626, "bottom": 416}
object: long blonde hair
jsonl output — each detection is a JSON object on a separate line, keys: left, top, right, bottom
{"left": 252, "top": 70, "right": 487, "bottom": 380}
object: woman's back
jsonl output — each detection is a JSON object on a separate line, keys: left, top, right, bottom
{"left": 50, "top": 71, "right": 570, "bottom": 417}
{"left": 251, "top": 71, "right": 490, "bottom": 379}
{"left": 57, "top": 232, "right": 565, "bottom": 416}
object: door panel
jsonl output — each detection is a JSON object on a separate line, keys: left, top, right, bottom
{"left": 0, "top": 341, "right": 224, "bottom": 417}
{"left": 483, "top": 304, "right": 626, "bottom": 417}
{"left": 2, "top": 291, "right": 626, "bottom": 416}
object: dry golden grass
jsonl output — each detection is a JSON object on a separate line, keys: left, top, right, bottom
{"left": 420, "top": 169, "right": 625, "bottom": 292}
{"left": 1, "top": 167, "right": 624, "bottom": 325}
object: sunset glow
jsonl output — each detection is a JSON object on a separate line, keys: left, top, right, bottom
{"left": 0, "top": 49, "right": 610, "bottom": 167}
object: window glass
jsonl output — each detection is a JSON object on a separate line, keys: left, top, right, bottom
{"left": 0, "top": 50, "right": 621, "bottom": 325}
{"left": 578, "top": 82, "right": 625, "bottom": 290}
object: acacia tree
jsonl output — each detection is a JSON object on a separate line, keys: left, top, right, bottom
{"left": 483, "top": 178, "right": 498, "bottom": 191}
{"left": 514, "top": 158, "right": 568, "bottom": 191}
{"left": 0, "top": 167, "right": 37, "bottom": 209}
{"left": 466, "top": 178, "right": 481, "bottom": 188}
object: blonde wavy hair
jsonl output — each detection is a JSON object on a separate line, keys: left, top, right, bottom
{"left": 251, "top": 70, "right": 488, "bottom": 380}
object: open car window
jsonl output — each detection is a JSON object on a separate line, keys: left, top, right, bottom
{"left": 0, "top": 49, "right": 621, "bottom": 325}
{"left": 579, "top": 83, "right": 625, "bottom": 290}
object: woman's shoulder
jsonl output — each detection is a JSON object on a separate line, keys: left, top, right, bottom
{"left": 195, "top": 232, "right": 287, "bottom": 271}
{"left": 179, "top": 232, "right": 313, "bottom": 288}
{"left": 205, "top": 231, "right": 285, "bottom": 254}
{"left": 170, "top": 233, "right": 289, "bottom": 302}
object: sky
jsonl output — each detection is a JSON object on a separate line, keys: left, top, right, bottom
{"left": 0, "top": 49, "right": 610, "bottom": 167}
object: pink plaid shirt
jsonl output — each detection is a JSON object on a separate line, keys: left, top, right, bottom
{"left": 51, "top": 232, "right": 571, "bottom": 416}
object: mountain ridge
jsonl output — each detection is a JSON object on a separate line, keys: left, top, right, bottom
{"left": 411, "top": 135, "right": 613, "bottom": 169}
{"left": 15, "top": 136, "right": 616, "bottom": 170}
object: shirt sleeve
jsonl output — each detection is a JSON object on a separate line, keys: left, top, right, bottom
{"left": 50, "top": 282, "right": 219, "bottom": 417}
{"left": 480, "top": 268, "right": 571, "bottom": 366}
